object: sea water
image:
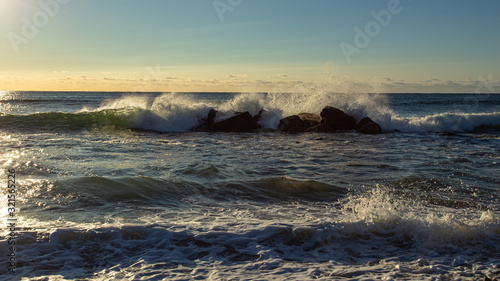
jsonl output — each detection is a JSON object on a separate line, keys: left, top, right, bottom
{"left": 0, "top": 91, "right": 499, "bottom": 280}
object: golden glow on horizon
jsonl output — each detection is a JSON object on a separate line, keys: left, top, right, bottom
{"left": 1, "top": 2, "right": 498, "bottom": 94}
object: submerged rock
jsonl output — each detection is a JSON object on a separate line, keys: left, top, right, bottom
{"left": 356, "top": 117, "right": 382, "bottom": 134}
{"left": 320, "top": 106, "right": 356, "bottom": 130}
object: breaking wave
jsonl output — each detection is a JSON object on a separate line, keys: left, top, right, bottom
{"left": 2, "top": 186, "right": 498, "bottom": 279}
{"left": 1, "top": 92, "right": 498, "bottom": 133}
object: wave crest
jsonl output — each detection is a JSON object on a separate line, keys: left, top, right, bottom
{"left": 386, "top": 112, "right": 500, "bottom": 132}
{"left": 2, "top": 93, "right": 498, "bottom": 133}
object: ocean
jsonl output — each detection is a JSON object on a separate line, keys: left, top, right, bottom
{"left": 1, "top": 91, "right": 499, "bottom": 280}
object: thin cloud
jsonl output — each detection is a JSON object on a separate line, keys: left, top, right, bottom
{"left": 225, "top": 74, "right": 248, "bottom": 79}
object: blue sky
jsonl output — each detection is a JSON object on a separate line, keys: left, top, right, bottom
{"left": 1, "top": 0, "right": 499, "bottom": 92}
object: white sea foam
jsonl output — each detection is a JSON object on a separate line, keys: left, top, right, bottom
{"left": 2, "top": 191, "right": 498, "bottom": 280}
{"left": 340, "top": 187, "right": 500, "bottom": 252}
{"left": 386, "top": 112, "right": 500, "bottom": 132}
{"left": 97, "top": 95, "right": 152, "bottom": 111}
{"left": 89, "top": 92, "right": 499, "bottom": 133}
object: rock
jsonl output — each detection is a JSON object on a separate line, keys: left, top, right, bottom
{"left": 195, "top": 109, "right": 218, "bottom": 131}
{"left": 320, "top": 106, "right": 356, "bottom": 130}
{"left": 356, "top": 117, "right": 382, "bottom": 134}
{"left": 356, "top": 117, "right": 372, "bottom": 128}
{"left": 297, "top": 113, "right": 321, "bottom": 127}
{"left": 212, "top": 111, "right": 258, "bottom": 132}
{"left": 278, "top": 113, "right": 321, "bottom": 133}
{"left": 207, "top": 109, "right": 218, "bottom": 126}
{"left": 254, "top": 109, "right": 266, "bottom": 123}
{"left": 278, "top": 115, "right": 311, "bottom": 132}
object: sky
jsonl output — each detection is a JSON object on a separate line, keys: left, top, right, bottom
{"left": 1, "top": 0, "right": 499, "bottom": 93}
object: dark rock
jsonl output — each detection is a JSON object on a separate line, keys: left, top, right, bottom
{"left": 278, "top": 115, "right": 310, "bottom": 132}
{"left": 297, "top": 113, "right": 321, "bottom": 127}
{"left": 207, "top": 109, "right": 218, "bottom": 126}
{"left": 278, "top": 113, "right": 321, "bottom": 133}
{"left": 254, "top": 109, "right": 266, "bottom": 123}
{"left": 212, "top": 111, "right": 258, "bottom": 132}
{"left": 356, "top": 117, "right": 372, "bottom": 128}
{"left": 195, "top": 109, "right": 218, "bottom": 131}
{"left": 320, "top": 106, "right": 356, "bottom": 130}
{"left": 356, "top": 117, "right": 382, "bottom": 134}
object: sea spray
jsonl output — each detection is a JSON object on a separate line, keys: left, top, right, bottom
{"left": 97, "top": 95, "right": 153, "bottom": 111}
{"left": 387, "top": 111, "right": 500, "bottom": 132}
{"left": 339, "top": 186, "right": 500, "bottom": 254}
{"left": 88, "top": 91, "right": 394, "bottom": 132}
{"left": 1, "top": 91, "right": 499, "bottom": 280}
{"left": 2, "top": 93, "right": 499, "bottom": 133}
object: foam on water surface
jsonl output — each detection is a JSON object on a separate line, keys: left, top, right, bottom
{"left": 1, "top": 192, "right": 498, "bottom": 280}
{"left": 1, "top": 92, "right": 499, "bottom": 280}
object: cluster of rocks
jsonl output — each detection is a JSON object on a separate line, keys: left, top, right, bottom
{"left": 196, "top": 106, "right": 382, "bottom": 134}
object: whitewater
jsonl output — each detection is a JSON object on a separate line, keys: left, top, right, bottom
{"left": 0, "top": 91, "right": 499, "bottom": 280}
